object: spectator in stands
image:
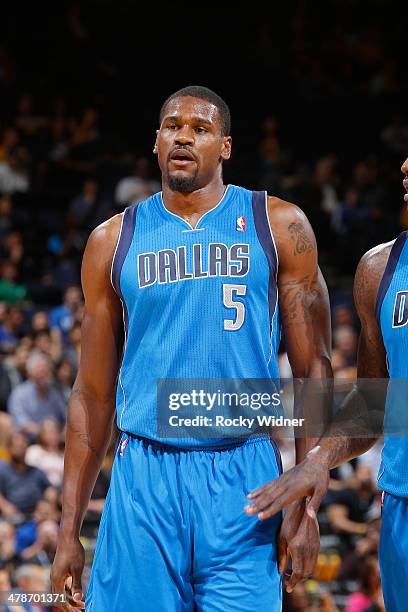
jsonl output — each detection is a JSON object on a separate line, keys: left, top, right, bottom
{"left": 25, "top": 420, "right": 64, "bottom": 488}
{"left": 49, "top": 285, "right": 82, "bottom": 344}
{"left": 48, "top": 116, "right": 71, "bottom": 163}
{"left": 0, "top": 305, "right": 23, "bottom": 351}
{"left": 3, "top": 231, "right": 24, "bottom": 265}
{"left": 332, "top": 304, "right": 356, "bottom": 328}
{"left": 0, "top": 263, "right": 28, "bottom": 305}
{"left": 30, "top": 311, "right": 49, "bottom": 334}
{"left": 324, "top": 464, "right": 377, "bottom": 555}
{"left": 7, "top": 353, "right": 66, "bottom": 434}
{"left": 345, "top": 556, "right": 384, "bottom": 612}
{"left": 54, "top": 357, "right": 75, "bottom": 402}
{"left": 331, "top": 324, "right": 358, "bottom": 377}
{"left": 0, "top": 146, "right": 30, "bottom": 194}
{"left": 15, "top": 498, "right": 58, "bottom": 559}
{"left": 0, "top": 411, "right": 13, "bottom": 461}
{"left": 0, "top": 569, "right": 27, "bottom": 612}
{"left": 67, "top": 177, "right": 106, "bottom": 232}
{"left": 114, "top": 157, "right": 160, "bottom": 206}
{"left": 64, "top": 322, "right": 81, "bottom": 370}
{"left": 13, "top": 564, "right": 50, "bottom": 601}
{"left": 15, "top": 94, "right": 48, "bottom": 138}
{"left": 0, "top": 431, "right": 52, "bottom": 518}
{"left": 0, "top": 520, "right": 16, "bottom": 566}
{"left": 0, "top": 128, "right": 19, "bottom": 163}
{"left": 19, "top": 519, "right": 58, "bottom": 565}
{"left": 31, "top": 329, "right": 62, "bottom": 365}
{"left": 0, "top": 194, "right": 14, "bottom": 240}
{"left": 2, "top": 342, "right": 30, "bottom": 391}
{"left": 381, "top": 113, "right": 408, "bottom": 156}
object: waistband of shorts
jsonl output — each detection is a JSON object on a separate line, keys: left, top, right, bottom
{"left": 119, "top": 432, "right": 272, "bottom": 452}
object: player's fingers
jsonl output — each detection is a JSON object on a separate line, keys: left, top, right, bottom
{"left": 306, "top": 484, "right": 326, "bottom": 520}
{"left": 70, "top": 566, "right": 85, "bottom": 609}
{"left": 257, "top": 488, "right": 306, "bottom": 519}
{"left": 285, "top": 568, "right": 304, "bottom": 593}
{"left": 244, "top": 483, "right": 288, "bottom": 514}
{"left": 51, "top": 569, "right": 70, "bottom": 610}
{"left": 64, "top": 591, "right": 84, "bottom": 610}
{"left": 284, "top": 536, "right": 311, "bottom": 593}
{"left": 247, "top": 469, "right": 296, "bottom": 499}
{"left": 246, "top": 482, "right": 269, "bottom": 499}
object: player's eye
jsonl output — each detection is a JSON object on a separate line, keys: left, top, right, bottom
{"left": 167, "top": 124, "right": 177, "bottom": 130}
{"left": 194, "top": 127, "right": 207, "bottom": 134}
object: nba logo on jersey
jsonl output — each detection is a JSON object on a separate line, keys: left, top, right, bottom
{"left": 236, "top": 216, "right": 246, "bottom": 231}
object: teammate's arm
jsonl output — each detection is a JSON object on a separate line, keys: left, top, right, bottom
{"left": 246, "top": 198, "right": 333, "bottom": 591}
{"left": 272, "top": 199, "right": 332, "bottom": 461}
{"left": 245, "top": 243, "right": 390, "bottom": 518}
{"left": 51, "top": 214, "right": 124, "bottom": 611}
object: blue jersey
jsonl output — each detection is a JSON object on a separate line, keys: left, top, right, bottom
{"left": 376, "top": 231, "right": 408, "bottom": 496}
{"left": 111, "top": 185, "right": 280, "bottom": 448}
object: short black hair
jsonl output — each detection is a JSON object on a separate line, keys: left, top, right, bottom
{"left": 159, "top": 86, "right": 231, "bottom": 136}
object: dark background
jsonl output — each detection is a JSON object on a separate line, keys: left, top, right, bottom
{"left": 0, "top": 1, "right": 406, "bottom": 609}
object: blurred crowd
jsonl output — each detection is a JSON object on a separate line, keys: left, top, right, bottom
{"left": 1, "top": 0, "right": 407, "bottom": 609}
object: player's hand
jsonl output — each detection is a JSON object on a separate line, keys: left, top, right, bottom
{"left": 51, "top": 532, "right": 85, "bottom": 611}
{"left": 277, "top": 498, "right": 320, "bottom": 593}
{"left": 244, "top": 453, "right": 329, "bottom": 519}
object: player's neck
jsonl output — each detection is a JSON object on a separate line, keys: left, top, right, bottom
{"left": 161, "top": 179, "right": 226, "bottom": 218}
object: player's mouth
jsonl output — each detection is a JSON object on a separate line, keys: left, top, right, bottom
{"left": 169, "top": 149, "right": 197, "bottom": 167}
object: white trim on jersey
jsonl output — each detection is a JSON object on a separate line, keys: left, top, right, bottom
{"left": 264, "top": 190, "right": 280, "bottom": 367}
{"left": 159, "top": 184, "right": 231, "bottom": 230}
{"left": 110, "top": 211, "right": 126, "bottom": 294}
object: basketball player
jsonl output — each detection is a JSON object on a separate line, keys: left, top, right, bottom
{"left": 245, "top": 159, "right": 408, "bottom": 610}
{"left": 51, "top": 86, "right": 332, "bottom": 611}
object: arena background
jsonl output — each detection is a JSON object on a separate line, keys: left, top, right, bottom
{"left": 0, "top": 1, "right": 407, "bottom": 609}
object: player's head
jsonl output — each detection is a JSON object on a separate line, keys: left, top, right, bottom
{"left": 154, "top": 86, "right": 232, "bottom": 193}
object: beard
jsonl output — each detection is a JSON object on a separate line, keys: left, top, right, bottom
{"left": 167, "top": 171, "right": 200, "bottom": 193}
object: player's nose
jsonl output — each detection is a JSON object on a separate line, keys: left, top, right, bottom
{"left": 401, "top": 158, "right": 408, "bottom": 176}
{"left": 175, "top": 125, "right": 194, "bottom": 145}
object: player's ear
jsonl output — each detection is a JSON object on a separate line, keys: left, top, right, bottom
{"left": 153, "top": 129, "right": 159, "bottom": 154}
{"left": 221, "top": 136, "right": 232, "bottom": 161}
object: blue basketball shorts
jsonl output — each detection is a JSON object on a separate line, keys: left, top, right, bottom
{"left": 379, "top": 491, "right": 408, "bottom": 612}
{"left": 85, "top": 434, "right": 283, "bottom": 611}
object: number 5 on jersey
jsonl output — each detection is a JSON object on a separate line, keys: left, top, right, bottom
{"left": 223, "top": 284, "right": 247, "bottom": 331}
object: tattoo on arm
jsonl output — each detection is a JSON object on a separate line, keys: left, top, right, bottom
{"left": 288, "top": 222, "right": 314, "bottom": 256}
{"left": 67, "top": 417, "right": 101, "bottom": 458}
{"left": 280, "top": 272, "right": 323, "bottom": 328}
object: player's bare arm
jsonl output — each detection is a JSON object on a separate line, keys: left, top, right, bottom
{"left": 51, "top": 214, "right": 124, "bottom": 611}
{"left": 245, "top": 240, "right": 391, "bottom": 525}
{"left": 246, "top": 197, "right": 333, "bottom": 591}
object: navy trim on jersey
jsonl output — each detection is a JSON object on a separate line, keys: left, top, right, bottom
{"left": 270, "top": 438, "right": 283, "bottom": 475}
{"left": 375, "top": 231, "right": 408, "bottom": 325}
{"left": 111, "top": 204, "right": 139, "bottom": 334}
{"left": 252, "top": 191, "right": 278, "bottom": 330}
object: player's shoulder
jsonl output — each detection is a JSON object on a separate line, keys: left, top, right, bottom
{"left": 82, "top": 213, "right": 124, "bottom": 274}
{"left": 354, "top": 238, "right": 396, "bottom": 314}
{"left": 85, "top": 212, "right": 124, "bottom": 260}
{"left": 266, "top": 195, "right": 307, "bottom": 226}
{"left": 89, "top": 212, "right": 124, "bottom": 246}
{"left": 356, "top": 239, "right": 395, "bottom": 281}
{"left": 266, "top": 195, "right": 316, "bottom": 256}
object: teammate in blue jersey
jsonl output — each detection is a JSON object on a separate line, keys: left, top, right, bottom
{"left": 245, "top": 157, "right": 408, "bottom": 610}
{"left": 51, "top": 86, "right": 332, "bottom": 611}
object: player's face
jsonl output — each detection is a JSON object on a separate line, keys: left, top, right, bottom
{"left": 155, "top": 96, "right": 231, "bottom": 192}
{"left": 402, "top": 158, "right": 408, "bottom": 203}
